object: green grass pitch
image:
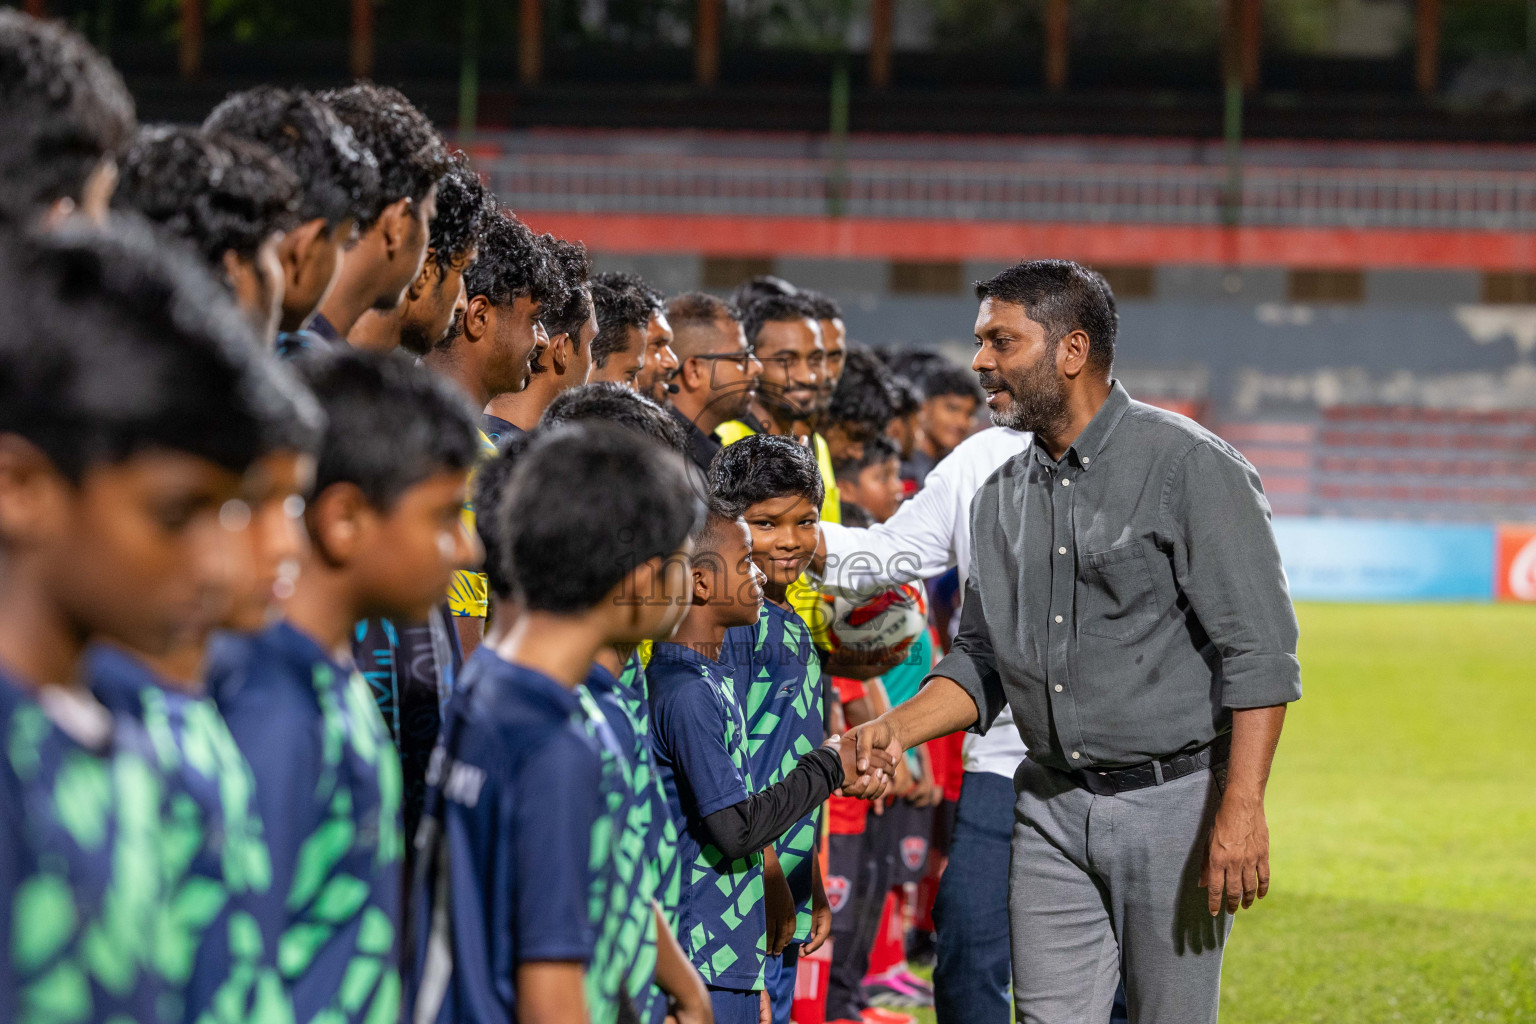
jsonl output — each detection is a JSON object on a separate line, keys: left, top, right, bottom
{"left": 898, "top": 603, "right": 1536, "bottom": 1024}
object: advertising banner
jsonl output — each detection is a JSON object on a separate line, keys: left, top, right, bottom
{"left": 1494, "top": 524, "right": 1536, "bottom": 603}
{"left": 1272, "top": 518, "right": 1496, "bottom": 602}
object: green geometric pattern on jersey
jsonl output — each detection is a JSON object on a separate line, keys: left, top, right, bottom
{"left": 740, "top": 609, "right": 822, "bottom": 939}
{"left": 6, "top": 700, "right": 170, "bottom": 1024}
{"left": 279, "top": 663, "right": 403, "bottom": 1024}
{"left": 611, "top": 655, "right": 677, "bottom": 1024}
{"left": 134, "top": 687, "right": 290, "bottom": 1024}
{"left": 574, "top": 687, "right": 625, "bottom": 1024}
{"left": 683, "top": 662, "right": 764, "bottom": 990}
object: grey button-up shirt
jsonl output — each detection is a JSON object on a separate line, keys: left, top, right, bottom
{"left": 929, "top": 381, "right": 1301, "bottom": 772}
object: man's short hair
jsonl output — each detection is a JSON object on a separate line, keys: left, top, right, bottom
{"left": 708, "top": 433, "right": 824, "bottom": 517}
{"left": 318, "top": 83, "right": 451, "bottom": 230}
{"left": 114, "top": 126, "right": 301, "bottom": 268}
{"left": 729, "top": 274, "right": 796, "bottom": 314}
{"left": 833, "top": 433, "right": 899, "bottom": 482}
{"left": 741, "top": 293, "right": 819, "bottom": 349}
{"left": 975, "top": 259, "right": 1118, "bottom": 371}
{"left": 881, "top": 347, "right": 945, "bottom": 385}
{"left": 588, "top": 271, "right": 658, "bottom": 368}
{"left": 0, "top": 11, "right": 134, "bottom": 221}
{"left": 827, "top": 347, "right": 897, "bottom": 437}
{"left": 666, "top": 291, "right": 741, "bottom": 331}
{"left": 918, "top": 362, "right": 984, "bottom": 405}
{"left": 595, "top": 270, "right": 664, "bottom": 314}
{"left": 426, "top": 151, "right": 494, "bottom": 271}
{"left": 203, "top": 85, "right": 380, "bottom": 230}
{"left": 800, "top": 289, "right": 842, "bottom": 322}
{"left": 537, "top": 236, "right": 593, "bottom": 345}
{"left": 539, "top": 382, "right": 686, "bottom": 455}
{"left": 461, "top": 210, "right": 567, "bottom": 314}
{"left": 294, "top": 349, "right": 480, "bottom": 509}
{"left": 888, "top": 374, "right": 921, "bottom": 418}
{"left": 0, "top": 220, "right": 298, "bottom": 481}
{"left": 495, "top": 422, "right": 700, "bottom": 614}
{"left": 666, "top": 291, "right": 742, "bottom": 359}
{"left": 690, "top": 501, "right": 745, "bottom": 557}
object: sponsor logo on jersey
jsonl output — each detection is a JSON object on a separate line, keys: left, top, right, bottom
{"left": 825, "top": 874, "right": 850, "bottom": 913}
{"left": 900, "top": 836, "right": 928, "bottom": 871}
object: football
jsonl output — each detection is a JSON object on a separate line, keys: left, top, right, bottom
{"left": 825, "top": 583, "right": 929, "bottom": 658}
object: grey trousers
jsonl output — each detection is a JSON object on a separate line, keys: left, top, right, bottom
{"left": 1009, "top": 757, "right": 1232, "bottom": 1024}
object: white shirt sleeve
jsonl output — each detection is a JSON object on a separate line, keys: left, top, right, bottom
{"left": 816, "top": 466, "right": 959, "bottom": 599}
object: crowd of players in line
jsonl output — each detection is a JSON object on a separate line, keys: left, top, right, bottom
{"left": 0, "top": 10, "right": 1016, "bottom": 1024}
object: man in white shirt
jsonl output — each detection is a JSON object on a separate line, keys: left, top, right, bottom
{"left": 816, "top": 424, "right": 1029, "bottom": 1024}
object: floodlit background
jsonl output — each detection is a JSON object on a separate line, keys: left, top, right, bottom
{"left": 61, "top": 0, "right": 1536, "bottom": 1018}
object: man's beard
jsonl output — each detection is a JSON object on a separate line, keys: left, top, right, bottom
{"left": 400, "top": 308, "right": 462, "bottom": 358}
{"left": 980, "top": 346, "right": 1069, "bottom": 436}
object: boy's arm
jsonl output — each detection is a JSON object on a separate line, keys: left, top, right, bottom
{"left": 516, "top": 962, "right": 588, "bottom": 1024}
{"left": 651, "top": 901, "right": 711, "bottom": 1024}
{"left": 700, "top": 737, "right": 893, "bottom": 860}
{"left": 804, "top": 855, "right": 832, "bottom": 955}
{"left": 762, "top": 846, "right": 796, "bottom": 957}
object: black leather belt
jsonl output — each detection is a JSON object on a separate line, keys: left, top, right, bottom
{"left": 1068, "top": 733, "right": 1231, "bottom": 796}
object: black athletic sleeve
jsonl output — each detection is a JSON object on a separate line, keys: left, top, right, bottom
{"left": 700, "top": 746, "right": 844, "bottom": 860}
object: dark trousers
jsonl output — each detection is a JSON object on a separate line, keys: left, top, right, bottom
{"left": 826, "top": 817, "right": 892, "bottom": 1022}
{"left": 934, "top": 771, "right": 1130, "bottom": 1024}
{"left": 933, "top": 771, "right": 1015, "bottom": 1024}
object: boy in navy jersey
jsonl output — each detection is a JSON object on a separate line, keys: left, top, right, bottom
{"left": 411, "top": 423, "right": 700, "bottom": 1024}
{"left": 211, "top": 350, "right": 482, "bottom": 1024}
{"left": 87, "top": 337, "right": 325, "bottom": 1024}
{"left": 712, "top": 434, "right": 834, "bottom": 1022}
{"left": 532, "top": 382, "right": 713, "bottom": 1024}
{"left": 0, "top": 223, "right": 291, "bottom": 1024}
{"left": 649, "top": 504, "right": 892, "bottom": 1024}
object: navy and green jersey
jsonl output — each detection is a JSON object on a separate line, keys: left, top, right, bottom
{"left": 208, "top": 621, "right": 404, "bottom": 1024}
{"left": 574, "top": 678, "right": 633, "bottom": 1024}
{"left": 88, "top": 646, "right": 286, "bottom": 1024}
{"left": 722, "top": 599, "right": 824, "bottom": 941}
{"left": 646, "top": 643, "right": 765, "bottom": 992}
{"left": 584, "top": 656, "right": 682, "bottom": 1024}
{"left": 409, "top": 647, "right": 602, "bottom": 1024}
{"left": 615, "top": 654, "right": 682, "bottom": 938}
{"left": 0, "top": 668, "right": 174, "bottom": 1024}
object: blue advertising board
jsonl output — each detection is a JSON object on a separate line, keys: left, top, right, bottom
{"left": 1272, "top": 518, "right": 1496, "bottom": 602}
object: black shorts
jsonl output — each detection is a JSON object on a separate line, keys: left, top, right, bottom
{"left": 826, "top": 831, "right": 871, "bottom": 935}
{"left": 883, "top": 799, "right": 933, "bottom": 886}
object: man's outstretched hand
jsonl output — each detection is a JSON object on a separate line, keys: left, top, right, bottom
{"left": 840, "top": 719, "right": 905, "bottom": 801}
{"left": 825, "top": 733, "right": 893, "bottom": 796}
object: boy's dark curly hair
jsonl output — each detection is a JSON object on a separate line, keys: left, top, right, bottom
{"left": 457, "top": 210, "right": 568, "bottom": 322}
{"left": 428, "top": 151, "right": 494, "bottom": 270}
{"left": 708, "top": 432, "right": 824, "bottom": 517}
{"left": 318, "top": 82, "right": 451, "bottom": 229}
{"left": 827, "top": 346, "right": 898, "bottom": 437}
{"left": 0, "top": 10, "right": 135, "bottom": 221}
{"left": 203, "top": 84, "right": 379, "bottom": 230}
{"left": 537, "top": 236, "right": 593, "bottom": 344}
{"left": 113, "top": 125, "right": 300, "bottom": 267}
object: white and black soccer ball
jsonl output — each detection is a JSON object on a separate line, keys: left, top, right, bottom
{"left": 825, "top": 583, "right": 929, "bottom": 658}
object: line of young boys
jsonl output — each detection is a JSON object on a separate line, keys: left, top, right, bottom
{"left": 0, "top": 12, "right": 970, "bottom": 1024}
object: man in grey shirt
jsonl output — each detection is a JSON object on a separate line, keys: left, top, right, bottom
{"left": 845, "top": 260, "right": 1301, "bottom": 1024}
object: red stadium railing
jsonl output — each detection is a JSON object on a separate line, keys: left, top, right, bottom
{"left": 476, "top": 150, "right": 1536, "bottom": 231}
